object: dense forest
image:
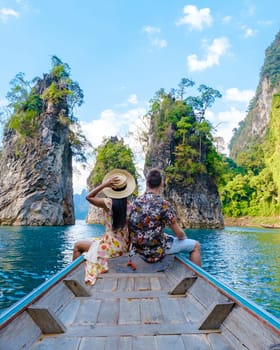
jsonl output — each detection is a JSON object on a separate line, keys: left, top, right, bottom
{"left": 221, "top": 31, "right": 280, "bottom": 221}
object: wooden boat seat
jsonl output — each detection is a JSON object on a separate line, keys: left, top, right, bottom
{"left": 198, "top": 301, "right": 235, "bottom": 330}
{"left": 27, "top": 307, "right": 66, "bottom": 334}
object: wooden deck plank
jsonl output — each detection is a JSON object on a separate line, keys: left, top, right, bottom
{"left": 132, "top": 336, "right": 156, "bottom": 350}
{"left": 104, "top": 336, "right": 133, "bottom": 350}
{"left": 181, "top": 334, "right": 212, "bottom": 350}
{"left": 59, "top": 298, "right": 81, "bottom": 326}
{"left": 135, "top": 277, "right": 151, "bottom": 291}
{"left": 104, "top": 272, "right": 166, "bottom": 278}
{"left": 140, "top": 298, "right": 164, "bottom": 324}
{"left": 119, "top": 298, "right": 141, "bottom": 325}
{"left": 159, "top": 296, "right": 187, "bottom": 323}
{"left": 65, "top": 323, "right": 217, "bottom": 337}
{"left": 150, "top": 277, "right": 162, "bottom": 290}
{"left": 190, "top": 278, "right": 229, "bottom": 308}
{"left": 90, "top": 290, "right": 173, "bottom": 299}
{"left": 156, "top": 335, "right": 186, "bottom": 349}
{"left": 221, "top": 306, "right": 280, "bottom": 349}
{"left": 33, "top": 279, "right": 74, "bottom": 314}
{"left": 73, "top": 299, "right": 101, "bottom": 324}
{"left": 99, "top": 276, "right": 118, "bottom": 292}
{"left": 79, "top": 336, "right": 106, "bottom": 350}
{"left": 207, "top": 333, "right": 236, "bottom": 350}
{"left": 97, "top": 299, "right": 120, "bottom": 325}
{"left": 117, "top": 276, "right": 135, "bottom": 291}
{"left": 32, "top": 336, "right": 80, "bottom": 350}
{"left": 179, "top": 295, "right": 205, "bottom": 324}
{"left": 0, "top": 312, "right": 41, "bottom": 350}
{"left": 78, "top": 336, "right": 134, "bottom": 350}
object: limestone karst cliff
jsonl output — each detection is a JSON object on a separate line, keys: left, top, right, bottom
{"left": 0, "top": 58, "right": 84, "bottom": 226}
{"left": 230, "top": 30, "right": 280, "bottom": 159}
{"left": 85, "top": 137, "right": 137, "bottom": 224}
{"left": 144, "top": 87, "right": 224, "bottom": 229}
{"left": 145, "top": 128, "right": 224, "bottom": 229}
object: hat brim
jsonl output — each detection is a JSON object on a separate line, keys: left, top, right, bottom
{"left": 102, "top": 169, "right": 136, "bottom": 199}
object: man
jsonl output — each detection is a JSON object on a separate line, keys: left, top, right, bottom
{"left": 129, "top": 168, "right": 201, "bottom": 266}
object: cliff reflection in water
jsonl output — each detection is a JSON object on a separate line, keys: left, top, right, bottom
{"left": 0, "top": 222, "right": 279, "bottom": 319}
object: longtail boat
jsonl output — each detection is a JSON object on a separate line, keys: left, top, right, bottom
{"left": 0, "top": 254, "right": 279, "bottom": 349}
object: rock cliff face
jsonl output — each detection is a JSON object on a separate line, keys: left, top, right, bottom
{"left": 0, "top": 75, "right": 74, "bottom": 225}
{"left": 230, "top": 30, "right": 280, "bottom": 159}
{"left": 145, "top": 124, "right": 224, "bottom": 229}
{"left": 230, "top": 78, "right": 280, "bottom": 159}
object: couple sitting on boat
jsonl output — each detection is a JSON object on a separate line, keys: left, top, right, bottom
{"left": 72, "top": 168, "right": 201, "bottom": 285}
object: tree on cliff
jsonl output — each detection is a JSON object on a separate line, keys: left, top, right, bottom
{"left": 146, "top": 78, "right": 223, "bottom": 186}
{"left": 3, "top": 56, "right": 91, "bottom": 162}
{"left": 86, "top": 136, "right": 138, "bottom": 224}
{"left": 0, "top": 56, "right": 90, "bottom": 225}
{"left": 88, "top": 136, "right": 138, "bottom": 189}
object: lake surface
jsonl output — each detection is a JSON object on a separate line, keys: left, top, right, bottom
{"left": 0, "top": 221, "right": 279, "bottom": 319}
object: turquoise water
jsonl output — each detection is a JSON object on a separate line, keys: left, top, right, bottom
{"left": 0, "top": 221, "right": 279, "bottom": 319}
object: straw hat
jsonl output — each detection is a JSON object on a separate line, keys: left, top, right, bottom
{"left": 102, "top": 169, "right": 136, "bottom": 199}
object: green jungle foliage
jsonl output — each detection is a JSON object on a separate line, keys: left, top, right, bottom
{"left": 220, "top": 93, "right": 280, "bottom": 217}
{"left": 89, "top": 137, "right": 138, "bottom": 194}
{"left": 260, "top": 30, "right": 280, "bottom": 88}
{"left": 147, "top": 78, "right": 223, "bottom": 186}
{"left": 3, "top": 56, "right": 90, "bottom": 162}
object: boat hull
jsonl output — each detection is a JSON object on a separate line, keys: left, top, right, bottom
{"left": 0, "top": 254, "right": 279, "bottom": 349}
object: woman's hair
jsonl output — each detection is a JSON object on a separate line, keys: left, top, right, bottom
{"left": 146, "top": 168, "right": 162, "bottom": 188}
{"left": 112, "top": 198, "right": 127, "bottom": 230}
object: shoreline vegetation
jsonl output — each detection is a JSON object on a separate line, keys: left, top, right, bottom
{"left": 224, "top": 216, "right": 280, "bottom": 229}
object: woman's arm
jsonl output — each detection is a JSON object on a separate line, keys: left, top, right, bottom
{"left": 86, "top": 176, "right": 120, "bottom": 210}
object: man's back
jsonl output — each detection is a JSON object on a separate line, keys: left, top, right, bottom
{"left": 129, "top": 192, "right": 176, "bottom": 262}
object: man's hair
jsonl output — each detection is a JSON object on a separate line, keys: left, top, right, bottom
{"left": 146, "top": 168, "right": 162, "bottom": 188}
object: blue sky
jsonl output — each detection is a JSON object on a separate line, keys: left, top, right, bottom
{"left": 0, "top": 0, "right": 279, "bottom": 193}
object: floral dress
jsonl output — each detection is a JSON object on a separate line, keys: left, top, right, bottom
{"left": 129, "top": 192, "right": 176, "bottom": 262}
{"left": 84, "top": 198, "right": 131, "bottom": 285}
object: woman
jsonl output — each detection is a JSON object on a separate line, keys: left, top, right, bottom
{"left": 72, "top": 169, "right": 136, "bottom": 285}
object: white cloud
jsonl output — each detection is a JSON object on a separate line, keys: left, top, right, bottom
{"left": 73, "top": 105, "right": 147, "bottom": 193}
{"left": 241, "top": 25, "right": 256, "bottom": 38}
{"left": 142, "top": 24, "right": 167, "bottom": 49}
{"left": 187, "top": 36, "right": 230, "bottom": 72}
{"left": 257, "top": 19, "right": 275, "bottom": 26}
{"left": 0, "top": 8, "right": 19, "bottom": 22}
{"left": 244, "top": 5, "right": 256, "bottom": 17}
{"left": 151, "top": 38, "right": 167, "bottom": 49}
{"left": 222, "top": 16, "right": 232, "bottom": 24}
{"left": 127, "top": 94, "right": 138, "bottom": 104}
{"left": 225, "top": 88, "right": 254, "bottom": 104}
{"left": 143, "top": 25, "right": 160, "bottom": 34}
{"left": 206, "top": 107, "right": 247, "bottom": 152}
{"left": 176, "top": 5, "right": 212, "bottom": 31}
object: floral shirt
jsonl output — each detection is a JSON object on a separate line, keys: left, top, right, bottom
{"left": 129, "top": 192, "right": 176, "bottom": 262}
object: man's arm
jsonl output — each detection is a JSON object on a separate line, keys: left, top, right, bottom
{"left": 170, "top": 221, "right": 187, "bottom": 240}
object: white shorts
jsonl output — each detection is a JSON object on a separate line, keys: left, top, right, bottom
{"left": 166, "top": 236, "right": 196, "bottom": 254}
